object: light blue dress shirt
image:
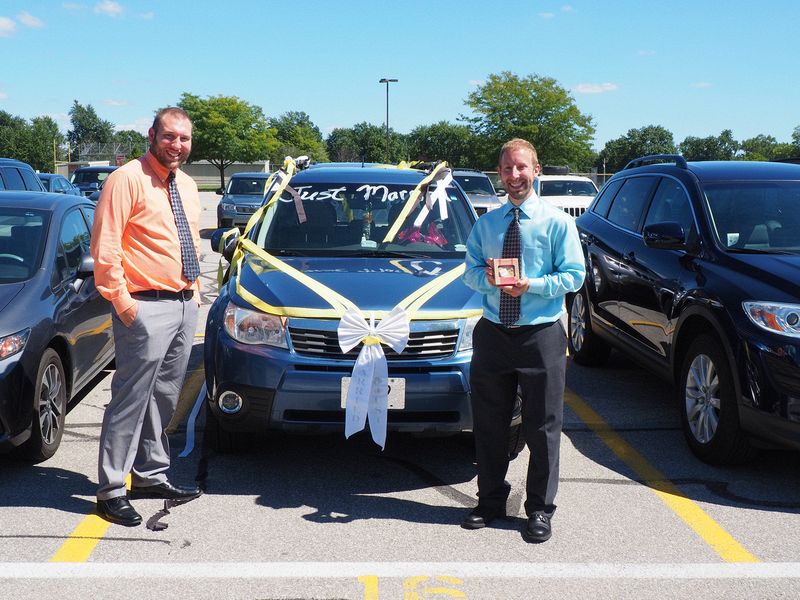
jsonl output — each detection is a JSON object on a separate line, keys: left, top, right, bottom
{"left": 462, "top": 191, "right": 586, "bottom": 326}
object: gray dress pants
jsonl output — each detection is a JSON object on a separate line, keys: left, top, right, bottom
{"left": 97, "top": 295, "right": 198, "bottom": 500}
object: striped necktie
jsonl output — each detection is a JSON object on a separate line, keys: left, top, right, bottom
{"left": 167, "top": 172, "right": 200, "bottom": 283}
{"left": 499, "top": 207, "right": 521, "bottom": 326}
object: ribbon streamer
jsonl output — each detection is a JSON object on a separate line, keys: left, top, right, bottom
{"left": 337, "top": 306, "right": 409, "bottom": 448}
{"left": 413, "top": 168, "right": 452, "bottom": 228}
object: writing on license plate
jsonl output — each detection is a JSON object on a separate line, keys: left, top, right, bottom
{"left": 341, "top": 377, "right": 405, "bottom": 409}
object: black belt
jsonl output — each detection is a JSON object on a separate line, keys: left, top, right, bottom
{"left": 133, "top": 289, "right": 194, "bottom": 300}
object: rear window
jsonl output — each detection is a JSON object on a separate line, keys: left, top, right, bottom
{"left": 0, "top": 208, "right": 48, "bottom": 282}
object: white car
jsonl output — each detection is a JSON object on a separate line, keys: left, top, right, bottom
{"left": 535, "top": 174, "right": 598, "bottom": 218}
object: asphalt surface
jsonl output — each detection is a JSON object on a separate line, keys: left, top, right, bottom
{"left": 2, "top": 192, "right": 800, "bottom": 599}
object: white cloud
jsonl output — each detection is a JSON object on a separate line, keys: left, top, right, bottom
{"left": 539, "top": 12, "right": 555, "bottom": 19}
{"left": 95, "top": 1, "right": 123, "bottom": 17}
{"left": 139, "top": 11, "right": 154, "bottom": 20}
{"left": 17, "top": 11, "right": 44, "bottom": 28}
{"left": 562, "top": 5, "right": 574, "bottom": 11}
{"left": 116, "top": 116, "right": 152, "bottom": 135}
{"left": 104, "top": 99, "right": 129, "bottom": 107}
{"left": 0, "top": 16, "right": 17, "bottom": 36}
{"left": 573, "top": 82, "right": 619, "bottom": 94}
{"left": 0, "top": 91, "right": 8, "bottom": 100}
{"left": 638, "top": 49, "right": 656, "bottom": 56}
{"left": 468, "top": 79, "right": 483, "bottom": 86}
{"left": 691, "top": 82, "right": 713, "bottom": 88}
{"left": 63, "top": 3, "right": 85, "bottom": 10}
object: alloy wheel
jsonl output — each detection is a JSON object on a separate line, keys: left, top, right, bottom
{"left": 38, "top": 362, "right": 63, "bottom": 445}
{"left": 684, "top": 353, "right": 721, "bottom": 444}
{"left": 570, "top": 293, "right": 586, "bottom": 352}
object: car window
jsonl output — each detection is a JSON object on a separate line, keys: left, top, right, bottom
{"left": 55, "top": 208, "right": 91, "bottom": 282}
{"left": 0, "top": 208, "right": 47, "bottom": 282}
{"left": 643, "top": 177, "right": 694, "bottom": 235}
{"left": 540, "top": 180, "right": 597, "bottom": 197}
{"left": 20, "top": 168, "right": 44, "bottom": 191}
{"left": 704, "top": 181, "right": 800, "bottom": 252}
{"left": 0, "top": 167, "right": 25, "bottom": 190}
{"left": 228, "top": 177, "right": 268, "bottom": 195}
{"left": 454, "top": 174, "right": 495, "bottom": 196}
{"left": 606, "top": 176, "right": 658, "bottom": 232}
{"left": 591, "top": 178, "right": 624, "bottom": 218}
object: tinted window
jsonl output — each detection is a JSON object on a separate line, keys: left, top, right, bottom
{"left": 643, "top": 178, "right": 694, "bottom": 235}
{"left": 591, "top": 178, "right": 624, "bottom": 217}
{"left": 228, "top": 177, "right": 268, "bottom": 195}
{"left": 606, "top": 177, "right": 658, "bottom": 232}
{"left": 454, "top": 174, "right": 495, "bottom": 196}
{"left": 0, "top": 208, "right": 47, "bottom": 282}
{"left": 1, "top": 167, "right": 25, "bottom": 190}
{"left": 540, "top": 180, "right": 597, "bottom": 197}
{"left": 20, "top": 168, "right": 44, "bottom": 191}
{"left": 56, "top": 209, "right": 91, "bottom": 281}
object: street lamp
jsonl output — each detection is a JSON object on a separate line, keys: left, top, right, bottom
{"left": 379, "top": 78, "right": 398, "bottom": 160}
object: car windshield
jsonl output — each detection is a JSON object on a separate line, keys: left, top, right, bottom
{"left": 454, "top": 174, "right": 495, "bottom": 196}
{"left": 249, "top": 180, "right": 475, "bottom": 257}
{"left": 704, "top": 181, "right": 800, "bottom": 254}
{"left": 0, "top": 208, "right": 48, "bottom": 283}
{"left": 228, "top": 177, "right": 268, "bottom": 195}
{"left": 540, "top": 180, "right": 598, "bottom": 197}
{"left": 72, "top": 171, "right": 111, "bottom": 184}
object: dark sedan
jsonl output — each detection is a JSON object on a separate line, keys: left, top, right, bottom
{"left": 568, "top": 156, "right": 800, "bottom": 464}
{"left": 37, "top": 173, "right": 82, "bottom": 196}
{"left": 0, "top": 191, "right": 114, "bottom": 461}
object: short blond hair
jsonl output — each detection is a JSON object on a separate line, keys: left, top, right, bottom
{"left": 498, "top": 138, "right": 539, "bottom": 167}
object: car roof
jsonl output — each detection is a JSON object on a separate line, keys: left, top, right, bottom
{"left": 0, "top": 190, "right": 92, "bottom": 210}
{"left": 37, "top": 173, "right": 59, "bottom": 179}
{"left": 452, "top": 168, "right": 488, "bottom": 176}
{"left": 73, "top": 165, "right": 117, "bottom": 172}
{"left": 0, "top": 157, "right": 33, "bottom": 167}
{"left": 230, "top": 171, "right": 271, "bottom": 178}
{"left": 537, "top": 174, "right": 594, "bottom": 181}
{"left": 291, "top": 164, "right": 428, "bottom": 185}
{"left": 685, "top": 160, "right": 800, "bottom": 182}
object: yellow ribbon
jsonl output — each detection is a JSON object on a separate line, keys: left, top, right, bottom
{"left": 382, "top": 161, "right": 450, "bottom": 245}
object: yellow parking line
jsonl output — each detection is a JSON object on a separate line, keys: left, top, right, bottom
{"left": 565, "top": 388, "right": 758, "bottom": 563}
{"left": 50, "top": 475, "right": 132, "bottom": 563}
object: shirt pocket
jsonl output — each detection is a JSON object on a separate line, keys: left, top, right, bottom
{"left": 522, "top": 234, "right": 552, "bottom": 276}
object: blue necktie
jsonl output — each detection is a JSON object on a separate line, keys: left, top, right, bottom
{"left": 167, "top": 172, "right": 200, "bottom": 283}
{"left": 499, "top": 207, "right": 521, "bottom": 326}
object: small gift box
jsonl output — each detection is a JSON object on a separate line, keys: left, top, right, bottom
{"left": 493, "top": 258, "right": 519, "bottom": 285}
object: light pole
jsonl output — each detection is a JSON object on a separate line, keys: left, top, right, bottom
{"left": 379, "top": 78, "right": 397, "bottom": 160}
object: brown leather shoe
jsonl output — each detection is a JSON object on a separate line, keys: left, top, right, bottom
{"left": 96, "top": 497, "right": 142, "bottom": 527}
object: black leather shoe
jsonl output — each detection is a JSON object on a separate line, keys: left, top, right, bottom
{"left": 461, "top": 505, "right": 506, "bottom": 530}
{"left": 129, "top": 480, "right": 202, "bottom": 500}
{"left": 524, "top": 513, "right": 552, "bottom": 543}
{"left": 96, "top": 497, "right": 142, "bottom": 527}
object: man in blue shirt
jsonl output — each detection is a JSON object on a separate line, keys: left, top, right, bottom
{"left": 461, "top": 138, "right": 585, "bottom": 542}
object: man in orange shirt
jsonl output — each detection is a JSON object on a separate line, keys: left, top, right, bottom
{"left": 91, "top": 106, "right": 202, "bottom": 526}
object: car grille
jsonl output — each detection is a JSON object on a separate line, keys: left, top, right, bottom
{"left": 289, "top": 326, "right": 459, "bottom": 360}
{"left": 237, "top": 206, "right": 260, "bottom": 215}
{"left": 562, "top": 206, "right": 586, "bottom": 218}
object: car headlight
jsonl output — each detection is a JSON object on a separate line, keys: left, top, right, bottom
{"left": 458, "top": 315, "right": 481, "bottom": 351}
{"left": 743, "top": 302, "right": 800, "bottom": 338}
{"left": 0, "top": 328, "right": 30, "bottom": 360}
{"left": 223, "top": 301, "right": 288, "bottom": 348}
{"left": 221, "top": 202, "right": 237, "bottom": 212}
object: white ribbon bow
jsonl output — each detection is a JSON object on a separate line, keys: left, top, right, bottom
{"left": 337, "top": 305, "right": 409, "bottom": 448}
{"left": 413, "top": 168, "right": 452, "bottom": 228}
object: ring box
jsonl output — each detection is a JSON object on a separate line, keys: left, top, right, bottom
{"left": 493, "top": 258, "right": 519, "bottom": 285}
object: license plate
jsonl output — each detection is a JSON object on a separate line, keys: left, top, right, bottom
{"left": 341, "top": 377, "right": 405, "bottom": 409}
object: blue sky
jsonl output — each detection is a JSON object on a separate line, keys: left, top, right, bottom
{"left": 1, "top": 1, "right": 798, "bottom": 152}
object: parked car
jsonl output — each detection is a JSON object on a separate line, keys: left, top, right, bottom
{"left": 0, "top": 191, "right": 114, "bottom": 461}
{"left": 205, "top": 162, "right": 524, "bottom": 454}
{"left": 535, "top": 173, "right": 598, "bottom": 218}
{"left": 484, "top": 171, "right": 507, "bottom": 199}
{"left": 0, "top": 158, "right": 46, "bottom": 192}
{"left": 37, "top": 173, "right": 82, "bottom": 196}
{"left": 452, "top": 168, "right": 505, "bottom": 216}
{"left": 568, "top": 154, "right": 800, "bottom": 464}
{"left": 70, "top": 165, "right": 117, "bottom": 197}
{"left": 216, "top": 172, "right": 273, "bottom": 229}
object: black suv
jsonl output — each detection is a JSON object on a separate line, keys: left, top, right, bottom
{"left": 568, "top": 155, "right": 800, "bottom": 464}
{"left": 0, "top": 158, "right": 46, "bottom": 191}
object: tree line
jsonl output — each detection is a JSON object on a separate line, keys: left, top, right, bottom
{"left": 2, "top": 71, "right": 798, "bottom": 185}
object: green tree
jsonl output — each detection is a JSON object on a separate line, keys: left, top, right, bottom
{"left": 462, "top": 71, "right": 596, "bottom": 170}
{"left": 178, "top": 93, "right": 278, "bottom": 189}
{"left": 269, "top": 111, "right": 329, "bottom": 164}
{"left": 67, "top": 100, "right": 114, "bottom": 148}
{"left": 325, "top": 122, "right": 401, "bottom": 163}
{"left": 112, "top": 129, "right": 149, "bottom": 160}
{"left": 406, "top": 121, "right": 477, "bottom": 167}
{"left": 0, "top": 110, "right": 29, "bottom": 160}
{"left": 26, "top": 116, "right": 65, "bottom": 171}
{"left": 679, "top": 129, "right": 739, "bottom": 161}
{"left": 597, "top": 125, "right": 677, "bottom": 173}
{"left": 739, "top": 134, "right": 778, "bottom": 161}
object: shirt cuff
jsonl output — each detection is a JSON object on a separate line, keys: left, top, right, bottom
{"left": 526, "top": 277, "right": 545, "bottom": 295}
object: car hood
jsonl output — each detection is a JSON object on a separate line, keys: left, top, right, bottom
{"left": 465, "top": 192, "right": 504, "bottom": 207}
{"left": 223, "top": 194, "right": 265, "bottom": 205}
{"left": 0, "top": 282, "right": 24, "bottom": 317}
{"left": 726, "top": 252, "right": 800, "bottom": 298}
{"left": 231, "top": 255, "right": 480, "bottom": 315}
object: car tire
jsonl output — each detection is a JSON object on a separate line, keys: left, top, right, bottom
{"left": 16, "top": 348, "right": 67, "bottom": 462}
{"left": 678, "top": 334, "right": 756, "bottom": 465}
{"left": 567, "top": 288, "right": 611, "bottom": 366}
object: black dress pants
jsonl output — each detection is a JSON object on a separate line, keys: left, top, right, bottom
{"left": 469, "top": 317, "right": 567, "bottom": 517}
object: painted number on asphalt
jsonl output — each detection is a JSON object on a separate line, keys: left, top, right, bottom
{"left": 358, "top": 575, "right": 466, "bottom": 598}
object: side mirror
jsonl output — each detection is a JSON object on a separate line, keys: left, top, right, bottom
{"left": 210, "top": 227, "right": 240, "bottom": 262}
{"left": 216, "top": 187, "right": 225, "bottom": 195}
{"left": 73, "top": 253, "right": 95, "bottom": 292}
{"left": 643, "top": 222, "right": 686, "bottom": 250}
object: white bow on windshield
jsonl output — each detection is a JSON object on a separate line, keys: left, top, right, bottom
{"left": 413, "top": 168, "right": 452, "bottom": 228}
{"left": 337, "top": 305, "right": 409, "bottom": 449}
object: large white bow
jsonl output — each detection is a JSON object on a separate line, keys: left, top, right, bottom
{"left": 413, "top": 168, "right": 452, "bottom": 228}
{"left": 337, "top": 305, "right": 409, "bottom": 448}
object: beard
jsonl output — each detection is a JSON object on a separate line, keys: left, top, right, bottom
{"left": 150, "top": 143, "right": 190, "bottom": 170}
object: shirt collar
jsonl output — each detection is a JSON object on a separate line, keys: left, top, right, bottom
{"left": 504, "top": 191, "right": 539, "bottom": 219}
{"left": 143, "top": 151, "right": 173, "bottom": 185}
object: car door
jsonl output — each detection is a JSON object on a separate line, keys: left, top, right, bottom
{"left": 52, "top": 207, "right": 112, "bottom": 391}
{"left": 617, "top": 176, "right": 696, "bottom": 361}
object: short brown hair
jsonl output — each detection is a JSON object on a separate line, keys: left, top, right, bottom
{"left": 151, "top": 107, "right": 192, "bottom": 134}
{"left": 498, "top": 138, "right": 539, "bottom": 167}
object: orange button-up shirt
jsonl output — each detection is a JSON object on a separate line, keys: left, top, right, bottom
{"left": 90, "top": 151, "right": 201, "bottom": 316}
